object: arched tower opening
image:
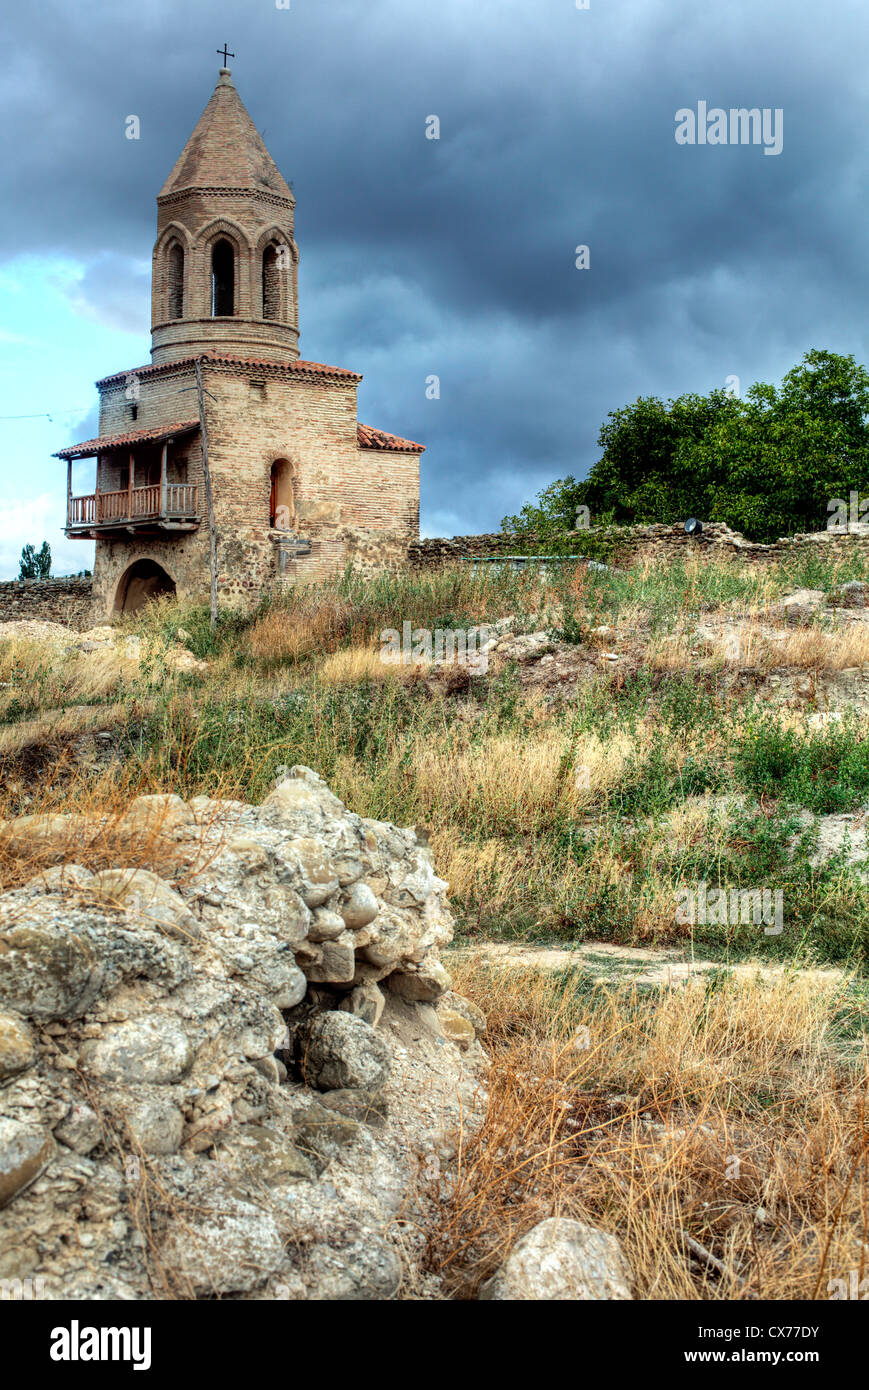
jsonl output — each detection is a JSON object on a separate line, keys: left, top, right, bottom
{"left": 211, "top": 238, "right": 235, "bottom": 317}
{"left": 113, "top": 560, "right": 176, "bottom": 614}
{"left": 167, "top": 242, "right": 184, "bottom": 319}
{"left": 262, "top": 243, "right": 283, "bottom": 321}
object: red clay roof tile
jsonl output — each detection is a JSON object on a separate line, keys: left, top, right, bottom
{"left": 95, "top": 353, "right": 362, "bottom": 388}
{"left": 54, "top": 419, "right": 200, "bottom": 460}
{"left": 357, "top": 422, "right": 425, "bottom": 453}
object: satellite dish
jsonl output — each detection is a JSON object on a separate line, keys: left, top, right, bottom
{"left": 684, "top": 517, "right": 703, "bottom": 536}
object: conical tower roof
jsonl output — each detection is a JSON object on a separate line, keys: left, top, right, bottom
{"left": 159, "top": 68, "right": 293, "bottom": 202}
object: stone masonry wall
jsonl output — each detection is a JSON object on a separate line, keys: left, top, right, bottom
{"left": 408, "top": 522, "right": 869, "bottom": 569}
{"left": 90, "top": 359, "right": 420, "bottom": 614}
{"left": 0, "top": 578, "right": 94, "bottom": 630}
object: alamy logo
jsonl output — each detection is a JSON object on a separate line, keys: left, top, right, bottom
{"left": 50, "top": 1320, "right": 151, "bottom": 1370}
{"left": 0, "top": 1276, "right": 45, "bottom": 1300}
{"left": 675, "top": 102, "right": 783, "bottom": 156}
{"left": 828, "top": 1270, "right": 869, "bottom": 1299}
{"left": 381, "top": 622, "right": 492, "bottom": 673}
{"left": 675, "top": 881, "right": 783, "bottom": 935}
{"left": 827, "top": 492, "right": 869, "bottom": 531}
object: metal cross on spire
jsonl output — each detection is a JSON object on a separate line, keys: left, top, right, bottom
{"left": 217, "top": 44, "right": 235, "bottom": 66}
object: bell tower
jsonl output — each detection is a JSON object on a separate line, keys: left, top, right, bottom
{"left": 150, "top": 66, "right": 300, "bottom": 365}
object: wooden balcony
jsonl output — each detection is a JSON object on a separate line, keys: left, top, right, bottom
{"left": 67, "top": 483, "right": 200, "bottom": 537}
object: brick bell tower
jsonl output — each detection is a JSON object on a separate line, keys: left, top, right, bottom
{"left": 150, "top": 65, "right": 300, "bottom": 365}
{"left": 56, "top": 63, "right": 424, "bottom": 622}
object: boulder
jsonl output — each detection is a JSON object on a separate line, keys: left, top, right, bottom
{"left": 0, "top": 1012, "right": 36, "bottom": 1079}
{"left": 387, "top": 955, "right": 451, "bottom": 1003}
{"left": 161, "top": 1191, "right": 286, "bottom": 1296}
{"left": 299, "top": 1012, "right": 392, "bottom": 1091}
{"left": 437, "top": 1009, "right": 476, "bottom": 1047}
{"left": 338, "top": 881, "right": 380, "bottom": 931}
{"left": 480, "top": 1218, "right": 632, "bottom": 1301}
{"left": 0, "top": 921, "right": 100, "bottom": 1021}
{"left": 79, "top": 1016, "right": 194, "bottom": 1084}
{"left": 116, "top": 793, "right": 195, "bottom": 836}
{"left": 89, "top": 868, "right": 201, "bottom": 941}
{"left": 339, "top": 981, "right": 385, "bottom": 1028}
{"left": 0, "top": 1120, "right": 55, "bottom": 1208}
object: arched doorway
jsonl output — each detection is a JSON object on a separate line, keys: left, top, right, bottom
{"left": 269, "top": 458, "right": 296, "bottom": 530}
{"left": 114, "top": 559, "right": 176, "bottom": 614}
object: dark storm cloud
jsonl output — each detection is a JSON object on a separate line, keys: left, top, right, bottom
{"left": 4, "top": 0, "right": 869, "bottom": 533}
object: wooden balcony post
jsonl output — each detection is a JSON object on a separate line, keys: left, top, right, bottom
{"left": 95, "top": 454, "right": 101, "bottom": 521}
{"left": 160, "top": 442, "right": 168, "bottom": 517}
{"left": 128, "top": 451, "right": 134, "bottom": 519}
{"left": 66, "top": 459, "right": 72, "bottom": 526}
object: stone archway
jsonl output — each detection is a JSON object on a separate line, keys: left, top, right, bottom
{"left": 114, "top": 559, "right": 176, "bottom": 614}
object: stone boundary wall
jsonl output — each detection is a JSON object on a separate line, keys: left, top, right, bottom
{"left": 407, "top": 523, "right": 869, "bottom": 569}
{"left": 0, "top": 577, "right": 94, "bottom": 629}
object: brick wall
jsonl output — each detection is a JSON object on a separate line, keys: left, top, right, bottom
{"left": 0, "top": 578, "right": 94, "bottom": 629}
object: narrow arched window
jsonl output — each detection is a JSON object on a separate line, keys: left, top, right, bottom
{"left": 262, "top": 244, "right": 282, "bottom": 320}
{"left": 211, "top": 239, "right": 235, "bottom": 317}
{"left": 167, "top": 242, "right": 184, "bottom": 319}
{"left": 270, "top": 458, "right": 295, "bottom": 530}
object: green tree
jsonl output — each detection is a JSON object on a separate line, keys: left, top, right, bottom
{"left": 19, "top": 542, "right": 51, "bottom": 580}
{"left": 502, "top": 351, "right": 869, "bottom": 544}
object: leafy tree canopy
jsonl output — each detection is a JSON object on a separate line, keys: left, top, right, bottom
{"left": 19, "top": 542, "right": 51, "bottom": 580}
{"left": 501, "top": 351, "right": 869, "bottom": 544}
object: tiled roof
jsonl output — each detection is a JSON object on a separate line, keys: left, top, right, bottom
{"left": 54, "top": 420, "right": 200, "bottom": 460}
{"left": 95, "top": 354, "right": 362, "bottom": 388}
{"left": 357, "top": 422, "right": 425, "bottom": 454}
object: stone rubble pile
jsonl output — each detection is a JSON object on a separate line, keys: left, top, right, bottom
{"left": 0, "top": 766, "right": 490, "bottom": 1300}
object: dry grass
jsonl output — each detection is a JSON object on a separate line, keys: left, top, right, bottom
{"left": 423, "top": 956, "right": 869, "bottom": 1299}
{"left": 771, "top": 623, "right": 869, "bottom": 672}
{"left": 245, "top": 596, "right": 352, "bottom": 668}
{"left": 0, "top": 755, "right": 237, "bottom": 895}
{"left": 316, "top": 645, "right": 413, "bottom": 685}
{"left": 0, "top": 637, "right": 140, "bottom": 719}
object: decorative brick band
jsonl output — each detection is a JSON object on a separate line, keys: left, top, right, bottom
{"left": 157, "top": 186, "right": 294, "bottom": 211}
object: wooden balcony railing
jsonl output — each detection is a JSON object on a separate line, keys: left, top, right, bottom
{"left": 67, "top": 484, "right": 199, "bottom": 529}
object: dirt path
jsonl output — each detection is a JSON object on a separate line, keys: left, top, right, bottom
{"left": 449, "top": 939, "right": 847, "bottom": 988}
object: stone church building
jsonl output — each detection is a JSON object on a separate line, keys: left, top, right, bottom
{"left": 56, "top": 65, "right": 423, "bottom": 617}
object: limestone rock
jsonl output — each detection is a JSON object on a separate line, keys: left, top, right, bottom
{"left": 339, "top": 981, "right": 385, "bottom": 1028}
{"left": 300, "top": 1012, "right": 392, "bottom": 1091}
{"left": 117, "top": 793, "right": 194, "bottom": 836}
{"left": 387, "top": 955, "right": 451, "bottom": 1003}
{"left": 79, "top": 1016, "right": 193, "bottom": 1084}
{"left": 0, "top": 814, "right": 92, "bottom": 862}
{"left": 308, "top": 908, "right": 347, "bottom": 942}
{"left": 90, "top": 868, "right": 201, "bottom": 941}
{"left": 214, "top": 1124, "right": 315, "bottom": 1189}
{"left": 300, "top": 934, "right": 356, "bottom": 984}
{"left": 437, "top": 1009, "right": 476, "bottom": 1047}
{"left": 304, "top": 1236, "right": 401, "bottom": 1300}
{"left": 0, "top": 1012, "right": 36, "bottom": 1079}
{"left": 162, "top": 1191, "right": 286, "bottom": 1296}
{"left": 480, "top": 1218, "right": 632, "bottom": 1301}
{"left": 0, "top": 766, "right": 463, "bottom": 1300}
{"left": 339, "top": 881, "right": 379, "bottom": 931}
{"left": 0, "top": 1119, "right": 55, "bottom": 1208}
{"left": 114, "top": 1096, "right": 184, "bottom": 1155}
{"left": 54, "top": 1102, "right": 102, "bottom": 1155}
{"left": 0, "top": 921, "right": 100, "bottom": 1021}
{"left": 440, "top": 991, "right": 487, "bottom": 1036}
